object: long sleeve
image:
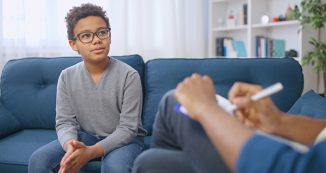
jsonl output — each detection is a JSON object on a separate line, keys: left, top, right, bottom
{"left": 237, "top": 134, "right": 326, "bottom": 173}
{"left": 98, "top": 71, "right": 143, "bottom": 154}
{"left": 55, "top": 71, "right": 79, "bottom": 148}
{"left": 54, "top": 59, "right": 145, "bottom": 154}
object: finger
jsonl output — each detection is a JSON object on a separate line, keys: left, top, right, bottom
{"left": 58, "top": 166, "right": 68, "bottom": 173}
{"left": 235, "top": 110, "right": 244, "bottom": 121}
{"left": 64, "top": 148, "right": 81, "bottom": 166}
{"left": 62, "top": 150, "right": 78, "bottom": 167}
{"left": 228, "top": 82, "right": 262, "bottom": 101}
{"left": 71, "top": 141, "right": 86, "bottom": 149}
{"left": 64, "top": 154, "right": 76, "bottom": 166}
{"left": 70, "top": 162, "right": 82, "bottom": 173}
{"left": 203, "top": 75, "right": 214, "bottom": 85}
{"left": 61, "top": 150, "right": 74, "bottom": 167}
{"left": 244, "top": 119, "right": 255, "bottom": 128}
{"left": 233, "top": 97, "right": 253, "bottom": 110}
{"left": 190, "top": 73, "right": 201, "bottom": 79}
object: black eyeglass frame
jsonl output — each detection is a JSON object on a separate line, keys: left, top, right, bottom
{"left": 73, "top": 28, "right": 111, "bottom": 43}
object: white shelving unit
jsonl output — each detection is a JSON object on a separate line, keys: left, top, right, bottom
{"left": 208, "top": 0, "right": 321, "bottom": 93}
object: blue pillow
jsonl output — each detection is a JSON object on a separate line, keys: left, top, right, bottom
{"left": 288, "top": 90, "right": 326, "bottom": 119}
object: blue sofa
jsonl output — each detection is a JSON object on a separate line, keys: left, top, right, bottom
{"left": 0, "top": 55, "right": 305, "bottom": 172}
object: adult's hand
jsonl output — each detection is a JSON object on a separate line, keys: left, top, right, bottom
{"left": 175, "top": 73, "right": 221, "bottom": 121}
{"left": 228, "top": 82, "right": 284, "bottom": 133}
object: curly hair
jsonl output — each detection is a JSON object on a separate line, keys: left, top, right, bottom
{"left": 65, "top": 3, "right": 110, "bottom": 40}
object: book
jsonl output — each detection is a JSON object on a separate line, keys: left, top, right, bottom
{"left": 243, "top": 3, "right": 248, "bottom": 25}
{"left": 215, "top": 37, "right": 225, "bottom": 56}
{"left": 223, "top": 38, "right": 237, "bottom": 57}
{"left": 272, "top": 39, "right": 285, "bottom": 58}
{"left": 216, "top": 37, "right": 232, "bottom": 56}
{"left": 261, "top": 37, "right": 267, "bottom": 58}
{"left": 255, "top": 36, "right": 264, "bottom": 57}
{"left": 233, "top": 40, "right": 247, "bottom": 57}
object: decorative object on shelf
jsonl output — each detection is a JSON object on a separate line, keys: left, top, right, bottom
{"left": 272, "top": 17, "right": 279, "bottom": 22}
{"left": 278, "top": 15, "right": 286, "bottom": 21}
{"left": 261, "top": 15, "right": 270, "bottom": 24}
{"left": 272, "top": 15, "right": 285, "bottom": 22}
{"left": 285, "top": 49, "right": 298, "bottom": 58}
{"left": 285, "top": 4, "right": 296, "bottom": 21}
{"left": 295, "top": 0, "right": 326, "bottom": 97}
{"left": 226, "top": 10, "right": 236, "bottom": 27}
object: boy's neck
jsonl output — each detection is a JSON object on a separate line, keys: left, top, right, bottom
{"left": 84, "top": 57, "right": 110, "bottom": 75}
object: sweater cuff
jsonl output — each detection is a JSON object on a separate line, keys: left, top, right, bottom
{"left": 58, "top": 133, "right": 78, "bottom": 149}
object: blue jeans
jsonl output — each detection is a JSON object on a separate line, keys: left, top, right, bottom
{"left": 133, "top": 91, "right": 230, "bottom": 173}
{"left": 28, "top": 131, "right": 145, "bottom": 173}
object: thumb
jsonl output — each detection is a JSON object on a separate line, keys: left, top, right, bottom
{"left": 71, "top": 141, "right": 86, "bottom": 149}
{"left": 233, "top": 97, "right": 252, "bottom": 109}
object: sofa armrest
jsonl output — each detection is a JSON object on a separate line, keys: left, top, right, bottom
{"left": 0, "top": 101, "right": 21, "bottom": 138}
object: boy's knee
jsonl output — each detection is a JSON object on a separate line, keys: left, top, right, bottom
{"left": 28, "top": 148, "right": 53, "bottom": 172}
{"left": 29, "top": 148, "right": 46, "bottom": 165}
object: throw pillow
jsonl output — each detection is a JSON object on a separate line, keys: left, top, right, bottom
{"left": 288, "top": 90, "right": 326, "bottom": 119}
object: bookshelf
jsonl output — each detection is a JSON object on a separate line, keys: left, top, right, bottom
{"left": 208, "top": 0, "right": 322, "bottom": 93}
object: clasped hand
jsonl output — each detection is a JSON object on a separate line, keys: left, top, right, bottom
{"left": 59, "top": 140, "right": 94, "bottom": 173}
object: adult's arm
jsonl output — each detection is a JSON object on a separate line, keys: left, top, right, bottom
{"left": 228, "top": 82, "right": 326, "bottom": 145}
{"left": 237, "top": 134, "right": 326, "bottom": 173}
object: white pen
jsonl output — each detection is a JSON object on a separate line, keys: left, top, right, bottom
{"left": 226, "top": 82, "right": 283, "bottom": 112}
{"left": 178, "top": 82, "right": 283, "bottom": 115}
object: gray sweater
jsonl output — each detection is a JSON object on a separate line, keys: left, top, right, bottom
{"left": 55, "top": 58, "right": 147, "bottom": 154}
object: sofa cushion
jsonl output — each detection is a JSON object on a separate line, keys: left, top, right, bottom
{"left": 288, "top": 90, "right": 326, "bottom": 119}
{"left": 0, "top": 130, "right": 57, "bottom": 173}
{"left": 0, "top": 103, "right": 21, "bottom": 138}
{"left": 142, "top": 58, "right": 303, "bottom": 134}
{"left": 0, "top": 55, "right": 145, "bottom": 129}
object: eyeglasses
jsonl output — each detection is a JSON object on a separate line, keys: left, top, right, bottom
{"left": 74, "top": 28, "right": 111, "bottom": 43}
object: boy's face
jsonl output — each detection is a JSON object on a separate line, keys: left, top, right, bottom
{"left": 69, "top": 16, "right": 111, "bottom": 64}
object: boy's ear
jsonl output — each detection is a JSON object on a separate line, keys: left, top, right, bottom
{"left": 69, "top": 40, "right": 78, "bottom": 52}
{"left": 108, "top": 34, "right": 111, "bottom": 45}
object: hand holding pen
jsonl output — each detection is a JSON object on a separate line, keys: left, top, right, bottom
{"left": 227, "top": 82, "right": 283, "bottom": 112}
{"left": 229, "top": 82, "right": 285, "bottom": 132}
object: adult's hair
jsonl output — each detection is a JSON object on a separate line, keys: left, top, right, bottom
{"left": 65, "top": 3, "right": 110, "bottom": 40}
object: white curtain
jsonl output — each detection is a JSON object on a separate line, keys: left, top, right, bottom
{"left": 0, "top": 0, "right": 208, "bottom": 69}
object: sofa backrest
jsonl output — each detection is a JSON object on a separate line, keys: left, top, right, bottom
{"left": 0, "top": 55, "right": 144, "bottom": 129}
{"left": 1, "top": 56, "right": 304, "bottom": 134}
{"left": 142, "top": 58, "right": 303, "bottom": 134}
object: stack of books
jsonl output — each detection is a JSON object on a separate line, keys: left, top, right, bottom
{"left": 216, "top": 37, "right": 247, "bottom": 58}
{"left": 255, "top": 36, "right": 285, "bottom": 58}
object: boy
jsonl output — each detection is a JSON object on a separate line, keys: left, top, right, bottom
{"left": 29, "top": 3, "right": 147, "bottom": 173}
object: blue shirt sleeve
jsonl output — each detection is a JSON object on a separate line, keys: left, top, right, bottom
{"left": 237, "top": 134, "right": 326, "bottom": 173}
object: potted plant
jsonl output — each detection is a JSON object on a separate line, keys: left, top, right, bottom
{"left": 296, "top": 0, "right": 326, "bottom": 97}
